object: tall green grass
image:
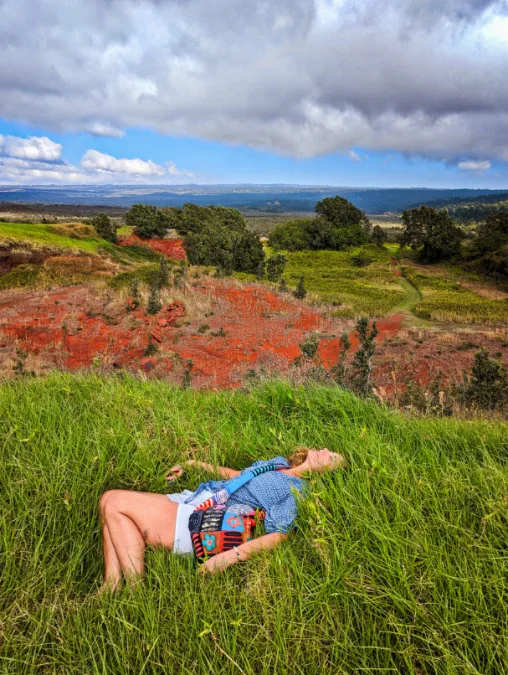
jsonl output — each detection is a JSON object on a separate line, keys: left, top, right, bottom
{"left": 1, "top": 374, "right": 507, "bottom": 673}
{"left": 0, "top": 222, "right": 107, "bottom": 253}
{"left": 284, "top": 247, "right": 404, "bottom": 317}
{"left": 402, "top": 267, "right": 508, "bottom": 325}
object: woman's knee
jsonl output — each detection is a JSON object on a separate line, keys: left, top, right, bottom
{"left": 99, "top": 489, "right": 128, "bottom": 517}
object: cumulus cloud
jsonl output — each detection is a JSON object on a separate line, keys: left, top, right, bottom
{"left": 0, "top": 0, "right": 507, "bottom": 164}
{"left": 0, "top": 135, "right": 190, "bottom": 183}
{"left": 0, "top": 134, "right": 62, "bottom": 161}
{"left": 81, "top": 150, "right": 165, "bottom": 176}
{"left": 348, "top": 150, "right": 361, "bottom": 162}
{"left": 458, "top": 159, "right": 492, "bottom": 171}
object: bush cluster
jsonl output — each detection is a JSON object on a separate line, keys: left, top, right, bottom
{"left": 270, "top": 196, "right": 371, "bottom": 252}
{"left": 124, "top": 203, "right": 265, "bottom": 275}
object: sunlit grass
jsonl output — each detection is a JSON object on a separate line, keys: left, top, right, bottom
{"left": 0, "top": 221, "right": 106, "bottom": 253}
{"left": 284, "top": 246, "right": 404, "bottom": 317}
{"left": 403, "top": 266, "right": 508, "bottom": 325}
{"left": 1, "top": 373, "right": 507, "bottom": 673}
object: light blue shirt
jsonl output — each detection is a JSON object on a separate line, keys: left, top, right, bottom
{"left": 183, "top": 456, "right": 307, "bottom": 534}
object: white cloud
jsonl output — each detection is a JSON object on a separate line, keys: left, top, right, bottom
{"left": 0, "top": 134, "right": 62, "bottom": 161}
{"left": 81, "top": 150, "right": 166, "bottom": 176}
{"left": 348, "top": 150, "right": 361, "bottom": 162}
{"left": 0, "top": 136, "right": 192, "bottom": 183}
{"left": 458, "top": 160, "right": 492, "bottom": 171}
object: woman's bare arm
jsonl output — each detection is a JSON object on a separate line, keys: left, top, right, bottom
{"left": 199, "top": 532, "right": 288, "bottom": 574}
{"left": 167, "top": 460, "right": 240, "bottom": 481}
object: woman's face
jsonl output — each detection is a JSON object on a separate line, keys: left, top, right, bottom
{"left": 306, "top": 448, "right": 346, "bottom": 472}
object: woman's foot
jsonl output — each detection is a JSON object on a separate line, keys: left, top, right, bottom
{"left": 97, "top": 579, "right": 120, "bottom": 595}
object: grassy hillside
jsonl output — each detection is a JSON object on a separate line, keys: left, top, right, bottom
{"left": 1, "top": 374, "right": 507, "bottom": 674}
{"left": 284, "top": 246, "right": 404, "bottom": 317}
{"left": 402, "top": 264, "right": 508, "bottom": 325}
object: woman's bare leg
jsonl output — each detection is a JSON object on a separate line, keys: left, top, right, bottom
{"left": 99, "top": 490, "right": 124, "bottom": 589}
{"left": 99, "top": 490, "right": 178, "bottom": 587}
{"left": 101, "top": 522, "right": 122, "bottom": 589}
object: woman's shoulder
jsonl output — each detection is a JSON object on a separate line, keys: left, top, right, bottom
{"left": 241, "top": 456, "right": 290, "bottom": 474}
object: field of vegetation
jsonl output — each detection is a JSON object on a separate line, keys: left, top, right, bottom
{"left": 284, "top": 246, "right": 405, "bottom": 317}
{"left": 402, "top": 264, "right": 508, "bottom": 325}
{"left": 1, "top": 374, "right": 507, "bottom": 674}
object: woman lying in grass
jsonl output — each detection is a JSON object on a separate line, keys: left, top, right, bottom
{"left": 99, "top": 448, "right": 346, "bottom": 590}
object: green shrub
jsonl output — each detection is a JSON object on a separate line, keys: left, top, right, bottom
{"left": 293, "top": 275, "right": 307, "bottom": 299}
{"left": 91, "top": 213, "right": 117, "bottom": 244}
{"left": 467, "top": 348, "right": 508, "bottom": 411}
{"left": 266, "top": 252, "right": 287, "bottom": 282}
{"left": 125, "top": 204, "right": 170, "bottom": 239}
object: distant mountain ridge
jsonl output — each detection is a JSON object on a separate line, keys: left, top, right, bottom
{"left": 0, "top": 185, "right": 505, "bottom": 214}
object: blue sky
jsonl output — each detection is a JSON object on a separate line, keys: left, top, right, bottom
{"left": 1, "top": 117, "right": 506, "bottom": 188}
{"left": 1, "top": 0, "right": 507, "bottom": 188}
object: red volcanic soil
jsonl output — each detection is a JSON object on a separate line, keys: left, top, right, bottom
{"left": 0, "top": 281, "right": 331, "bottom": 387}
{"left": 118, "top": 234, "right": 186, "bottom": 261}
{"left": 0, "top": 279, "right": 506, "bottom": 394}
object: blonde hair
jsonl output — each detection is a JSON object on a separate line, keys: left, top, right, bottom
{"left": 287, "top": 446, "right": 315, "bottom": 468}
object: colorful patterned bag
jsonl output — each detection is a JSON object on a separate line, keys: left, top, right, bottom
{"left": 188, "top": 463, "right": 278, "bottom": 561}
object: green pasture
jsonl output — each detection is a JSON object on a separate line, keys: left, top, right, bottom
{"left": 0, "top": 222, "right": 163, "bottom": 290}
{"left": 0, "top": 221, "right": 107, "bottom": 254}
{"left": 1, "top": 374, "right": 507, "bottom": 674}
{"left": 402, "top": 266, "right": 508, "bottom": 325}
{"left": 284, "top": 247, "right": 405, "bottom": 317}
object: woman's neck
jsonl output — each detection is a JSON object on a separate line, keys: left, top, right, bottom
{"left": 283, "top": 462, "right": 309, "bottom": 479}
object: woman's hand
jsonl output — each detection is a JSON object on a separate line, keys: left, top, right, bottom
{"left": 165, "top": 465, "right": 185, "bottom": 482}
{"left": 199, "top": 549, "right": 238, "bottom": 575}
{"left": 198, "top": 533, "right": 287, "bottom": 575}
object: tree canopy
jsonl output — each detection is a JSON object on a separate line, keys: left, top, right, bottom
{"left": 91, "top": 213, "right": 117, "bottom": 244}
{"left": 169, "top": 204, "right": 264, "bottom": 274}
{"left": 269, "top": 196, "right": 370, "bottom": 252}
{"left": 125, "top": 204, "right": 171, "bottom": 239}
{"left": 399, "top": 206, "right": 463, "bottom": 263}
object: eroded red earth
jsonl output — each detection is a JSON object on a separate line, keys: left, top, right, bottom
{"left": 0, "top": 279, "right": 506, "bottom": 396}
{"left": 118, "top": 235, "right": 186, "bottom": 260}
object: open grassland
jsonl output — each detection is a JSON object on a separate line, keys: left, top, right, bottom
{"left": 284, "top": 246, "right": 405, "bottom": 317}
{"left": 0, "top": 374, "right": 507, "bottom": 674}
{"left": 0, "top": 221, "right": 110, "bottom": 254}
{"left": 402, "top": 264, "right": 508, "bottom": 325}
{"left": 0, "top": 222, "right": 164, "bottom": 291}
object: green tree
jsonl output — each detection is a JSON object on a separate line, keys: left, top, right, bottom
{"left": 256, "top": 260, "right": 266, "bottom": 280}
{"left": 128, "top": 278, "right": 140, "bottom": 310}
{"left": 173, "top": 204, "right": 264, "bottom": 274}
{"left": 269, "top": 197, "right": 370, "bottom": 252}
{"left": 467, "top": 348, "right": 508, "bottom": 411}
{"left": 147, "top": 282, "right": 162, "bottom": 315}
{"left": 158, "top": 257, "right": 170, "bottom": 287}
{"left": 278, "top": 278, "right": 289, "bottom": 293}
{"left": 331, "top": 332, "right": 351, "bottom": 385}
{"left": 351, "top": 318, "right": 378, "bottom": 397}
{"left": 92, "top": 213, "right": 117, "bottom": 244}
{"left": 293, "top": 275, "right": 307, "bottom": 299}
{"left": 269, "top": 219, "right": 313, "bottom": 251}
{"left": 125, "top": 204, "right": 170, "bottom": 239}
{"left": 473, "top": 211, "right": 508, "bottom": 255}
{"left": 266, "top": 253, "right": 287, "bottom": 282}
{"left": 315, "top": 196, "right": 369, "bottom": 229}
{"left": 232, "top": 231, "right": 265, "bottom": 273}
{"left": 399, "top": 206, "right": 463, "bottom": 263}
{"left": 371, "top": 225, "right": 387, "bottom": 248}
